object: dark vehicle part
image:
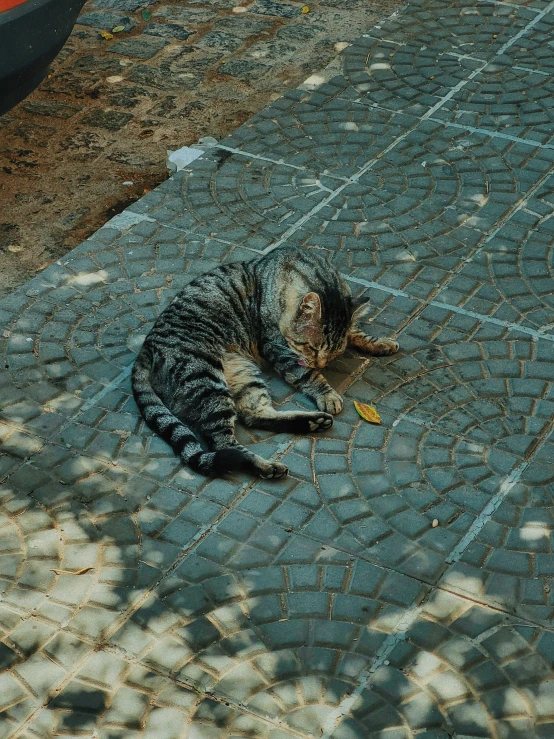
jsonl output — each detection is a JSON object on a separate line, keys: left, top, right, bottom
{"left": 0, "top": 0, "right": 86, "bottom": 116}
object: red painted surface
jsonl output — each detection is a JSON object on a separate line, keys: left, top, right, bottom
{"left": 0, "top": 0, "right": 28, "bottom": 12}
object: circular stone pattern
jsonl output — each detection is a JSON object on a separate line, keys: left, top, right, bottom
{"left": 0, "top": 234, "right": 243, "bottom": 401}
{"left": 504, "top": 12, "right": 554, "bottom": 74}
{"left": 471, "top": 226, "right": 554, "bottom": 332}
{"left": 436, "top": 64, "right": 554, "bottom": 144}
{"left": 445, "top": 455, "right": 554, "bottom": 625}
{"left": 181, "top": 152, "right": 337, "bottom": 248}
{"left": 302, "top": 120, "right": 525, "bottom": 264}
{"left": 345, "top": 0, "right": 534, "bottom": 65}
{"left": 301, "top": 410, "right": 509, "bottom": 582}
{"left": 221, "top": 97, "right": 415, "bottom": 176}
{"left": 66, "top": 562, "right": 554, "bottom": 738}
{"left": 0, "top": 450, "right": 108, "bottom": 646}
{"left": 342, "top": 35, "right": 481, "bottom": 115}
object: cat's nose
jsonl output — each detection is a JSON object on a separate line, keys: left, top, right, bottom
{"left": 316, "top": 358, "right": 327, "bottom": 369}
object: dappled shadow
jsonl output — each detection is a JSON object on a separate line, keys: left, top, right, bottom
{"left": 1, "top": 424, "right": 554, "bottom": 738}
{"left": 2, "top": 0, "right": 554, "bottom": 730}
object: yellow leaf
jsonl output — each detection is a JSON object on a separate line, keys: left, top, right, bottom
{"left": 354, "top": 401, "right": 381, "bottom": 424}
{"left": 301, "top": 5, "right": 310, "bottom": 12}
{"left": 100, "top": 30, "right": 114, "bottom": 40}
{"left": 112, "top": 25, "right": 125, "bottom": 32}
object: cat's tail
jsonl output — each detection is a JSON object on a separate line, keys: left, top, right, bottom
{"left": 131, "top": 346, "right": 256, "bottom": 477}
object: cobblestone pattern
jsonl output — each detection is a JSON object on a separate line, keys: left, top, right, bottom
{"left": 3, "top": 0, "right": 554, "bottom": 735}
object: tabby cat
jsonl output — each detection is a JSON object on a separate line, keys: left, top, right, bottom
{"left": 132, "top": 246, "right": 399, "bottom": 479}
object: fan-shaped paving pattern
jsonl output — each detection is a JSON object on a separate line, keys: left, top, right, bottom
{"left": 437, "top": 215, "right": 554, "bottom": 334}
{"left": 437, "top": 64, "right": 554, "bottom": 144}
{"left": 68, "top": 558, "right": 553, "bottom": 738}
{"left": 0, "top": 233, "right": 248, "bottom": 402}
{"left": 502, "top": 11, "right": 554, "bottom": 74}
{"left": 221, "top": 95, "right": 416, "bottom": 176}
{"left": 363, "top": 590, "right": 554, "bottom": 739}
{"left": 180, "top": 153, "right": 339, "bottom": 251}
{"left": 443, "top": 454, "right": 554, "bottom": 626}
{"left": 109, "top": 557, "right": 427, "bottom": 736}
{"left": 0, "top": 458, "right": 114, "bottom": 725}
{"left": 346, "top": 317, "right": 554, "bottom": 449}
{"left": 233, "top": 398, "right": 511, "bottom": 581}
{"left": 365, "top": 0, "right": 535, "bottom": 60}
{"left": 294, "top": 122, "right": 547, "bottom": 270}
{"left": 342, "top": 35, "right": 481, "bottom": 116}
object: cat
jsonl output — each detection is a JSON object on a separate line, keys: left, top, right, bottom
{"left": 132, "top": 246, "right": 399, "bottom": 479}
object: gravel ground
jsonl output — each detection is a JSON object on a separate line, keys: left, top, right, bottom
{"left": 0, "top": 0, "right": 399, "bottom": 299}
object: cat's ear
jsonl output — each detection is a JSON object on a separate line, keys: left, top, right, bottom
{"left": 299, "top": 292, "right": 321, "bottom": 320}
{"left": 295, "top": 292, "right": 323, "bottom": 341}
{"left": 351, "top": 297, "right": 371, "bottom": 324}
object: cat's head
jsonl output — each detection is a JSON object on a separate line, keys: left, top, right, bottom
{"left": 284, "top": 292, "right": 371, "bottom": 369}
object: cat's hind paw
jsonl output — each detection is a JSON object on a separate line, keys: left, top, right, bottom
{"left": 259, "top": 461, "right": 289, "bottom": 479}
{"left": 307, "top": 414, "right": 333, "bottom": 431}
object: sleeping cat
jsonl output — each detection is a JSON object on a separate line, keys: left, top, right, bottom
{"left": 132, "top": 246, "right": 399, "bottom": 479}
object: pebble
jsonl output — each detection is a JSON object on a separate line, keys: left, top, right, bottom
{"left": 432, "top": 519, "right": 439, "bottom": 528}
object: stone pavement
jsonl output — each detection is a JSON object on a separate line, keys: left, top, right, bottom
{"left": 0, "top": 0, "right": 395, "bottom": 298}
{"left": 2, "top": 0, "right": 554, "bottom": 735}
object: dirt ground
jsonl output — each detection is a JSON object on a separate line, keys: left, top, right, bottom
{"left": 0, "top": 0, "right": 400, "bottom": 299}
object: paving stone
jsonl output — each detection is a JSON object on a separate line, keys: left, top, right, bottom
{"left": 143, "top": 22, "right": 193, "bottom": 40}
{"left": 220, "top": 88, "right": 417, "bottom": 178}
{"left": 360, "top": 0, "right": 536, "bottom": 63}
{"left": 2, "top": 0, "right": 554, "bottom": 734}
{"left": 218, "top": 58, "right": 272, "bottom": 79}
{"left": 80, "top": 109, "right": 134, "bottom": 131}
{"left": 345, "top": 307, "right": 554, "bottom": 448}
{"left": 195, "top": 15, "right": 270, "bottom": 52}
{"left": 342, "top": 34, "right": 482, "bottom": 116}
{"left": 108, "top": 34, "right": 168, "bottom": 60}
{"left": 287, "top": 123, "right": 550, "bottom": 293}
{"left": 0, "top": 235, "right": 253, "bottom": 399}
{"left": 76, "top": 10, "right": 135, "bottom": 30}
{"left": 90, "top": 0, "right": 157, "bottom": 10}
{"left": 435, "top": 62, "right": 554, "bottom": 145}
{"left": 251, "top": 0, "right": 302, "bottom": 18}
{"left": 502, "top": 11, "right": 554, "bottom": 73}
{"left": 22, "top": 101, "right": 83, "bottom": 119}
{"left": 433, "top": 177, "right": 554, "bottom": 334}
{"left": 442, "top": 456, "right": 554, "bottom": 626}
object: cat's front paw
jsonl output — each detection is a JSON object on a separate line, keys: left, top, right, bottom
{"left": 358, "top": 336, "right": 399, "bottom": 356}
{"left": 317, "top": 389, "right": 343, "bottom": 415}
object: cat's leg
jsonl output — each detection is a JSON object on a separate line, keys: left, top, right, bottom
{"left": 223, "top": 353, "right": 333, "bottom": 433}
{"left": 200, "top": 402, "right": 288, "bottom": 479}
{"left": 167, "top": 358, "right": 287, "bottom": 479}
{"left": 348, "top": 327, "right": 399, "bottom": 356}
{"left": 349, "top": 298, "right": 399, "bottom": 355}
{"left": 259, "top": 343, "right": 343, "bottom": 416}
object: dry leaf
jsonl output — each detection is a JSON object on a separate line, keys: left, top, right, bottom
{"left": 50, "top": 566, "right": 94, "bottom": 575}
{"left": 354, "top": 401, "right": 381, "bottom": 424}
{"left": 100, "top": 30, "right": 114, "bottom": 40}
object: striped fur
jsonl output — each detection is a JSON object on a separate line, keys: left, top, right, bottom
{"left": 132, "top": 246, "right": 399, "bottom": 478}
